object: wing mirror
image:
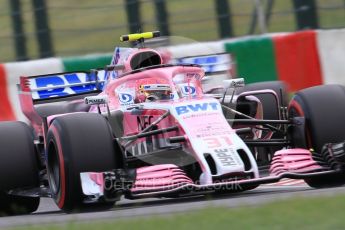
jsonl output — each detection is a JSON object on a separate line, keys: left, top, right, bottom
{"left": 222, "top": 78, "right": 245, "bottom": 88}
{"left": 221, "top": 78, "right": 245, "bottom": 105}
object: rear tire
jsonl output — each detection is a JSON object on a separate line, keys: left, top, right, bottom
{"left": 46, "top": 113, "right": 120, "bottom": 212}
{"left": 0, "top": 122, "right": 40, "bottom": 215}
{"left": 289, "top": 84, "right": 345, "bottom": 188}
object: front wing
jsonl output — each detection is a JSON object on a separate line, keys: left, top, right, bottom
{"left": 80, "top": 164, "right": 341, "bottom": 201}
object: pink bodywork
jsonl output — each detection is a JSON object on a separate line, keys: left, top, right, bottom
{"left": 19, "top": 62, "right": 205, "bottom": 136}
{"left": 86, "top": 164, "right": 194, "bottom": 194}
{"left": 84, "top": 147, "right": 326, "bottom": 196}
{"left": 89, "top": 172, "right": 105, "bottom": 193}
{"left": 132, "top": 164, "right": 194, "bottom": 192}
{"left": 18, "top": 46, "right": 339, "bottom": 200}
{"left": 19, "top": 77, "right": 44, "bottom": 135}
{"left": 270, "top": 148, "right": 323, "bottom": 175}
{"left": 98, "top": 65, "right": 205, "bottom": 138}
{"left": 104, "top": 65, "right": 204, "bottom": 110}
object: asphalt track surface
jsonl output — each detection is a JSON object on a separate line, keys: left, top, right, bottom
{"left": 1, "top": 184, "right": 345, "bottom": 228}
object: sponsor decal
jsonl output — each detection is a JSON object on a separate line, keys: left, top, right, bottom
{"left": 142, "top": 84, "right": 171, "bottom": 91}
{"left": 118, "top": 92, "right": 134, "bottom": 105}
{"left": 31, "top": 72, "right": 105, "bottom": 99}
{"left": 214, "top": 148, "right": 242, "bottom": 167}
{"left": 84, "top": 96, "right": 108, "bottom": 105}
{"left": 117, "top": 87, "right": 135, "bottom": 106}
{"left": 137, "top": 115, "right": 153, "bottom": 131}
{"left": 175, "top": 102, "right": 219, "bottom": 115}
{"left": 203, "top": 136, "right": 232, "bottom": 148}
{"left": 179, "top": 83, "right": 196, "bottom": 96}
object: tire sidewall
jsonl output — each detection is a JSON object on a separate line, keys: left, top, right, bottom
{"left": 46, "top": 123, "right": 68, "bottom": 210}
{"left": 288, "top": 85, "right": 345, "bottom": 188}
{"left": 0, "top": 121, "right": 40, "bottom": 215}
{"left": 289, "top": 84, "right": 345, "bottom": 152}
{"left": 46, "top": 113, "right": 119, "bottom": 211}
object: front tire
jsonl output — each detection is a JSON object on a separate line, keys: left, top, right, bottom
{"left": 289, "top": 84, "right": 345, "bottom": 188}
{"left": 46, "top": 113, "right": 120, "bottom": 212}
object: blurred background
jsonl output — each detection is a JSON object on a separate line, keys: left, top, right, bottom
{"left": 0, "top": 0, "right": 344, "bottom": 63}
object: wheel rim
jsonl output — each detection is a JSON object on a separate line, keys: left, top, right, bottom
{"left": 47, "top": 140, "right": 60, "bottom": 195}
{"left": 289, "top": 99, "right": 312, "bottom": 150}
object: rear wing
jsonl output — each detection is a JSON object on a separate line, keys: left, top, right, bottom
{"left": 18, "top": 70, "right": 106, "bottom": 104}
{"left": 18, "top": 70, "right": 106, "bottom": 128}
{"left": 175, "top": 53, "right": 236, "bottom": 93}
{"left": 176, "top": 53, "right": 234, "bottom": 76}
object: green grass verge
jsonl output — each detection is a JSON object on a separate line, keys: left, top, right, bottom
{"left": 11, "top": 193, "right": 345, "bottom": 230}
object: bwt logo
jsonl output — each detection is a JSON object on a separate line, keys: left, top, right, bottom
{"left": 175, "top": 102, "right": 219, "bottom": 115}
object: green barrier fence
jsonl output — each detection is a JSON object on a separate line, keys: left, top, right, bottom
{"left": 224, "top": 36, "right": 278, "bottom": 84}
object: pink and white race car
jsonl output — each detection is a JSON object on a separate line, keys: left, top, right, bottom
{"left": 1, "top": 31, "right": 345, "bottom": 215}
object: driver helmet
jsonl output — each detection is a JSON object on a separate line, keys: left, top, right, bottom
{"left": 139, "top": 84, "right": 172, "bottom": 102}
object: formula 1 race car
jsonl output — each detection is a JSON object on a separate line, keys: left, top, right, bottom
{"left": 1, "top": 31, "right": 345, "bottom": 215}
